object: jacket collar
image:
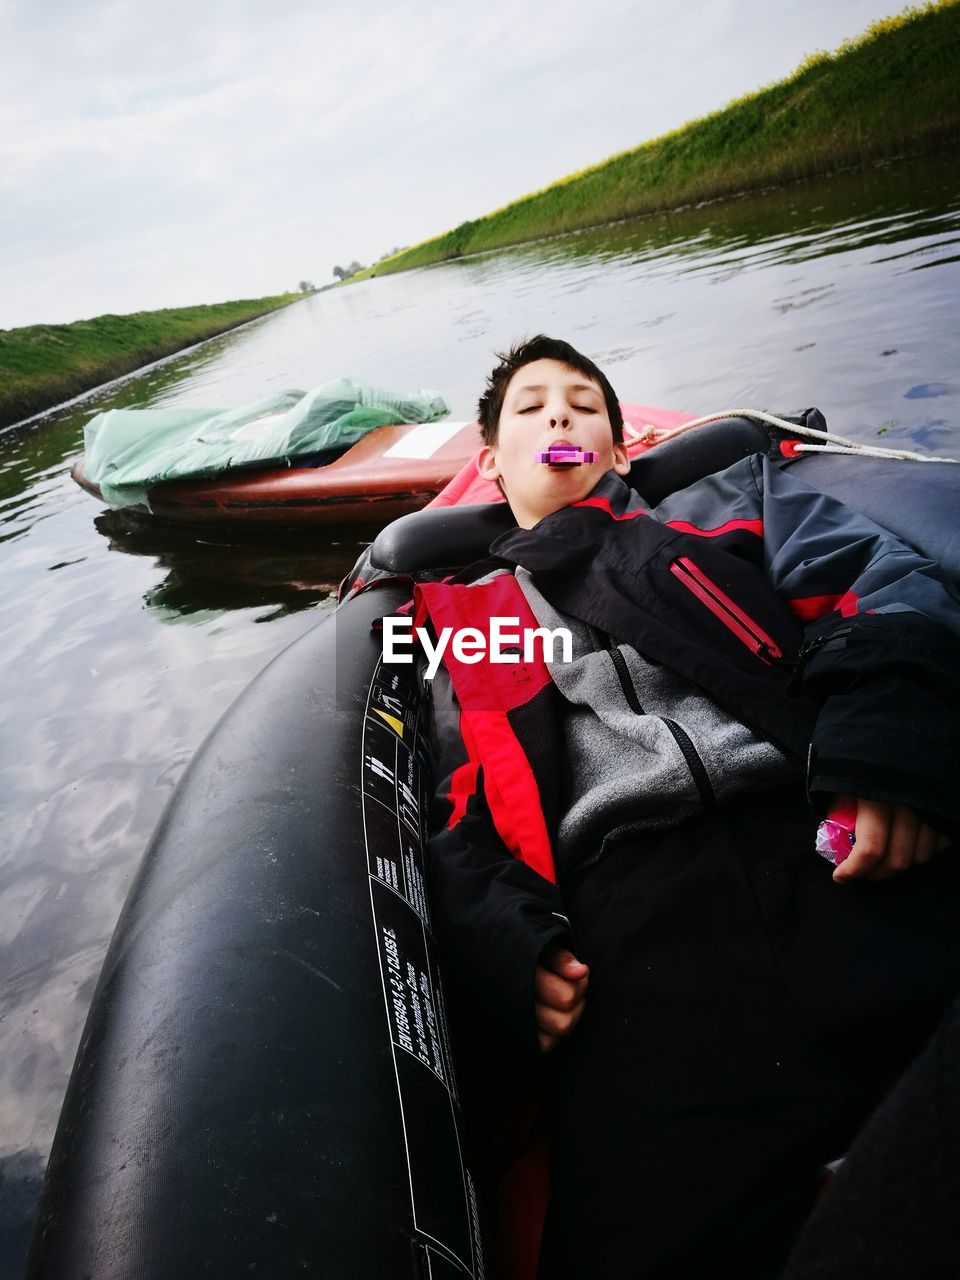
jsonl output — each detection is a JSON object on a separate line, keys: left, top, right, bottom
{"left": 489, "top": 470, "right": 647, "bottom": 566}
{"left": 554, "top": 470, "right": 647, "bottom": 522}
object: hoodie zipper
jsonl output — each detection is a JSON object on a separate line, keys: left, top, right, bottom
{"left": 669, "top": 557, "right": 782, "bottom": 665}
{"left": 607, "top": 644, "right": 715, "bottom": 811}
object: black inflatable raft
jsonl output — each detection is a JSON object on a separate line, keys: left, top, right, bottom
{"left": 26, "top": 417, "right": 960, "bottom": 1278}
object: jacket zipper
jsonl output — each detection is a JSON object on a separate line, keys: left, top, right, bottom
{"left": 660, "top": 718, "right": 715, "bottom": 811}
{"left": 669, "top": 557, "right": 782, "bottom": 665}
{"left": 609, "top": 645, "right": 644, "bottom": 715}
{"left": 608, "top": 645, "right": 715, "bottom": 811}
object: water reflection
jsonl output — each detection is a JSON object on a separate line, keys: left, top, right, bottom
{"left": 93, "top": 511, "right": 374, "bottom": 623}
{"left": 507, "top": 158, "right": 960, "bottom": 279}
{"left": 1, "top": 150, "right": 958, "bottom": 1275}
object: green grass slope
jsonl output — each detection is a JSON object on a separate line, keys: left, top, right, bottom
{"left": 360, "top": 0, "right": 960, "bottom": 278}
{"left": 0, "top": 294, "right": 298, "bottom": 429}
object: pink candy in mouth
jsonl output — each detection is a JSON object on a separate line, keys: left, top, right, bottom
{"left": 535, "top": 443, "right": 600, "bottom": 466}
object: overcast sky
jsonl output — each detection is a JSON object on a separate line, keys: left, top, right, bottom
{"left": 0, "top": 0, "right": 910, "bottom": 329}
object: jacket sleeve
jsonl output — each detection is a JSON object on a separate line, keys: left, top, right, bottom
{"left": 656, "top": 455, "right": 960, "bottom": 834}
{"left": 423, "top": 664, "right": 573, "bottom": 1067}
{"left": 758, "top": 456, "right": 960, "bottom": 836}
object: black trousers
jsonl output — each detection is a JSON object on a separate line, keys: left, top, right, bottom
{"left": 781, "top": 993, "right": 960, "bottom": 1279}
{"left": 536, "top": 785, "right": 960, "bottom": 1280}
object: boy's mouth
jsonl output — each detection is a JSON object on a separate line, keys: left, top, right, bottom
{"left": 535, "top": 442, "right": 599, "bottom": 467}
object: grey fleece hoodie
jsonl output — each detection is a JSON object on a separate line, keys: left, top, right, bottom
{"left": 515, "top": 567, "right": 798, "bottom": 873}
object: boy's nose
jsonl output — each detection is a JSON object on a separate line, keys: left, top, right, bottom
{"left": 548, "top": 411, "right": 571, "bottom": 429}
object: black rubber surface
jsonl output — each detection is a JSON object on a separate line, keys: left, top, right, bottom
{"left": 25, "top": 584, "right": 467, "bottom": 1278}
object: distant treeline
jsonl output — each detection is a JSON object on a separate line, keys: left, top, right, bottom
{"left": 356, "top": 0, "right": 960, "bottom": 279}
{"left": 0, "top": 295, "right": 298, "bottom": 429}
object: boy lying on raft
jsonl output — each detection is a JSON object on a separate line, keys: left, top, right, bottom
{"left": 417, "top": 336, "right": 960, "bottom": 1279}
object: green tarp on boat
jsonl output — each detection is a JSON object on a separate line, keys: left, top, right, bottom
{"left": 83, "top": 379, "right": 450, "bottom": 509}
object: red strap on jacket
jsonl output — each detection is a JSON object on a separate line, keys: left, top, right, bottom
{"left": 415, "top": 577, "right": 557, "bottom": 884}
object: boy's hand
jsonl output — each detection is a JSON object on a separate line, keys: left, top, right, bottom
{"left": 535, "top": 944, "right": 589, "bottom": 1053}
{"left": 832, "top": 795, "right": 950, "bottom": 883}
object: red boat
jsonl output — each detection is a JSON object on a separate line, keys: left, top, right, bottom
{"left": 71, "top": 419, "right": 483, "bottom": 527}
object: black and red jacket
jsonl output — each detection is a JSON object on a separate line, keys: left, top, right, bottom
{"left": 413, "top": 457, "right": 960, "bottom": 1061}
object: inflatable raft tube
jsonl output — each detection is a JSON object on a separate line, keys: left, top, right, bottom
{"left": 71, "top": 418, "right": 482, "bottom": 528}
{"left": 30, "top": 414, "right": 960, "bottom": 1278}
{"left": 26, "top": 582, "right": 483, "bottom": 1278}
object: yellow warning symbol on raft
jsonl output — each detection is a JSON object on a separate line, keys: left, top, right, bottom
{"left": 373, "top": 708, "right": 404, "bottom": 738}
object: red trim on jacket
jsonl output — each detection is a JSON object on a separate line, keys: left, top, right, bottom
{"left": 570, "top": 501, "right": 762, "bottom": 540}
{"left": 665, "top": 518, "right": 764, "bottom": 539}
{"left": 837, "top": 589, "right": 860, "bottom": 618}
{"left": 571, "top": 496, "right": 646, "bottom": 520}
{"left": 463, "top": 708, "right": 556, "bottom": 883}
{"left": 788, "top": 589, "right": 860, "bottom": 622}
{"left": 415, "top": 579, "right": 552, "bottom": 712}
{"left": 415, "top": 578, "right": 557, "bottom": 884}
{"left": 670, "top": 557, "right": 782, "bottom": 663}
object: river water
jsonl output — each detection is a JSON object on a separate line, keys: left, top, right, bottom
{"left": 1, "top": 151, "right": 959, "bottom": 1271}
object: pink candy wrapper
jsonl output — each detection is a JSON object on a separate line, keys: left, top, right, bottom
{"left": 535, "top": 444, "right": 599, "bottom": 466}
{"left": 815, "top": 801, "right": 858, "bottom": 866}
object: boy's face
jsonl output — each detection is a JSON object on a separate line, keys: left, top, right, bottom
{"left": 477, "top": 358, "right": 630, "bottom": 528}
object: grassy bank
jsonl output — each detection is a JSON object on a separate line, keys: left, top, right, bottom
{"left": 358, "top": 1, "right": 960, "bottom": 278}
{"left": 0, "top": 294, "right": 298, "bottom": 428}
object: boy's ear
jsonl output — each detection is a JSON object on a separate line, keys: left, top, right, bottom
{"left": 477, "top": 444, "right": 500, "bottom": 482}
{"left": 612, "top": 442, "right": 631, "bottom": 477}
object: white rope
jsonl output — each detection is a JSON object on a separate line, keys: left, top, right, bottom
{"left": 632, "top": 408, "right": 957, "bottom": 465}
{"left": 791, "top": 441, "right": 957, "bottom": 462}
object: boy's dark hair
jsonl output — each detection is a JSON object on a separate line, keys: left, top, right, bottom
{"left": 477, "top": 335, "right": 624, "bottom": 445}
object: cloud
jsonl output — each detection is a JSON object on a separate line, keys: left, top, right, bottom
{"left": 0, "top": 0, "right": 904, "bottom": 326}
